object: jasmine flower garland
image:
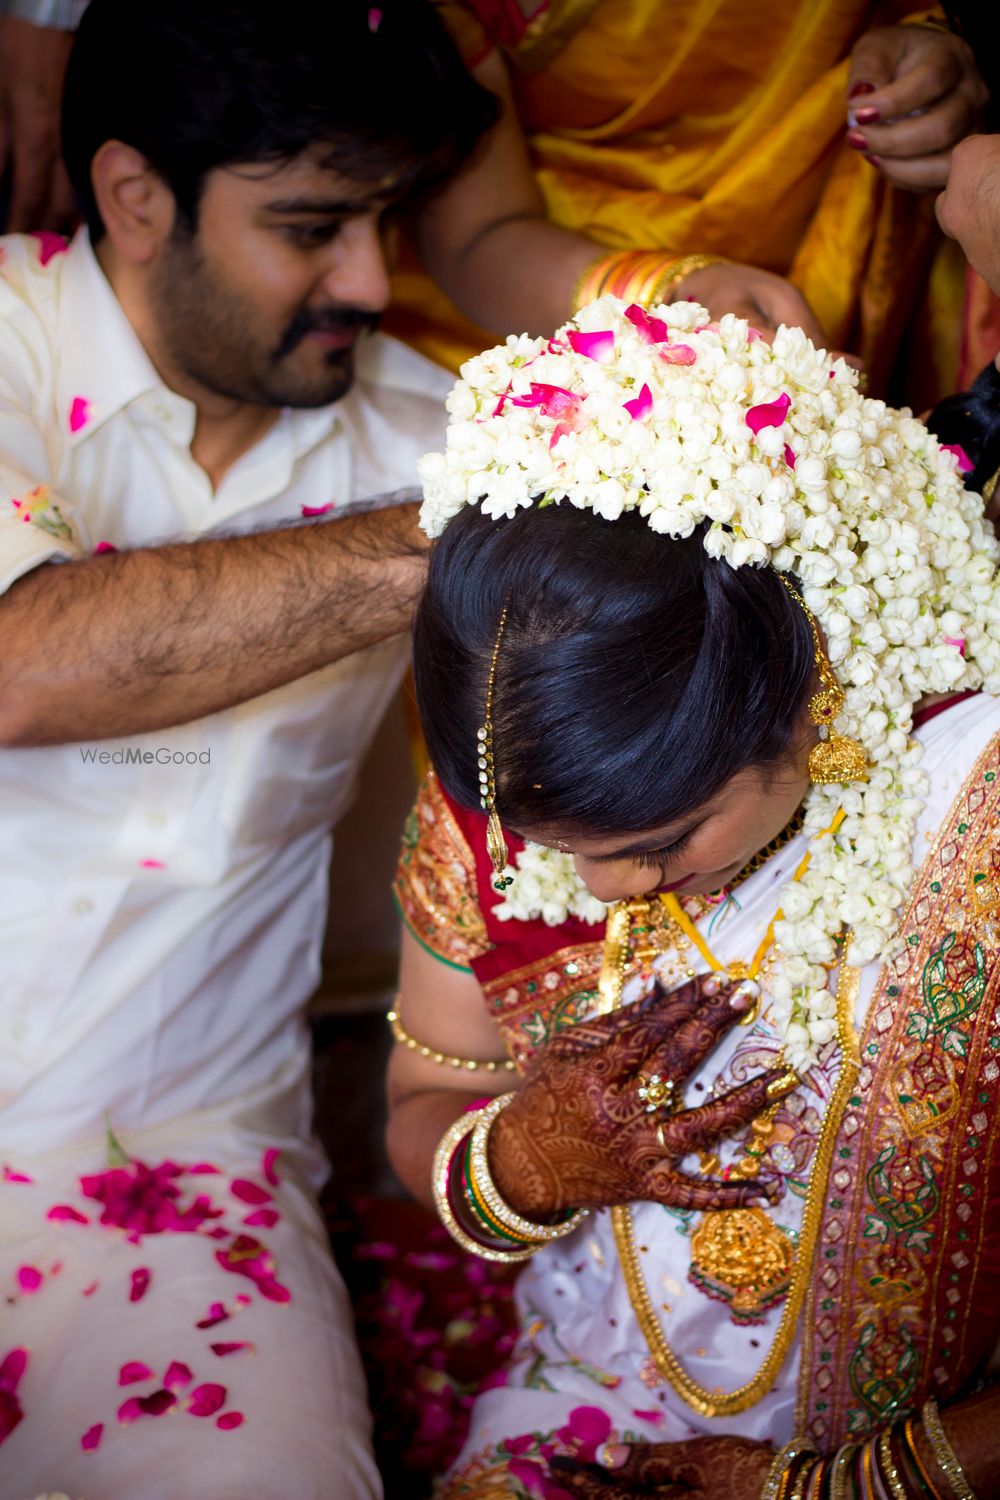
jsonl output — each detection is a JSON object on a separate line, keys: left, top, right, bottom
{"left": 418, "top": 296, "right": 1000, "bottom": 1072}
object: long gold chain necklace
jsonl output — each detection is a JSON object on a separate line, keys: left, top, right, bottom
{"left": 602, "top": 823, "right": 861, "bottom": 1416}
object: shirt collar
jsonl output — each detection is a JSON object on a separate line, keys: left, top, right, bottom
{"left": 57, "top": 229, "right": 165, "bottom": 445}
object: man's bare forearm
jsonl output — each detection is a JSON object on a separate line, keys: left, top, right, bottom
{"left": 0, "top": 494, "right": 428, "bottom": 745}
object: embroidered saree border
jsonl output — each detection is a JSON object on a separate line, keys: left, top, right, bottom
{"left": 481, "top": 940, "right": 605, "bottom": 1070}
{"left": 797, "top": 735, "right": 1000, "bottom": 1446}
{"left": 394, "top": 769, "right": 491, "bottom": 969}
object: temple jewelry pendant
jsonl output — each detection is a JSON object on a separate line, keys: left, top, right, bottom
{"left": 687, "top": 1207, "right": 794, "bottom": 1325}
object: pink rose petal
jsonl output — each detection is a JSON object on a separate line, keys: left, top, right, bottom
{"left": 16, "top": 1266, "right": 42, "bottom": 1293}
{"left": 632, "top": 1408, "right": 665, "bottom": 1425}
{"left": 941, "top": 442, "right": 974, "bottom": 474}
{"left": 746, "top": 391, "right": 791, "bottom": 434}
{"left": 82, "top": 1281, "right": 99, "bottom": 1297}
{"left": 188, "top": 1382, "right": 227, "bottom": 1417}
{"left": 784, "top": 444, "right": 796, "bottom": 469}
{"left": 31, "top": 230, "right": 68, "bottom": 266}
{"left": 242, "top": 1208, "right": 279, "bottom": 1228}
{"left": 217, "top": 1410, "right": 245, "bottom": 1430}
{"left": 0, "top": 1349, "right": 27, "bottom": 1391}
{"left": 623, "top": 383, "right": 653, "bottom": 422}
{"left": 509, "top": 383, "right": 582, "bottom": 421}
{"left": 658, "top": 344, "right": 697, "bottom": 365}
{"left": 566, "top": 329, "right": 615, "bottom": 363}
{"left": 69, "top": 396, "right": 93, "bottom": 434}
{"left": 235, "top": 1295, "right": 252, "bottom": 1306}
{"left": 301, "top": 502, "right": 335, "bottom": 517}
{"left": 187, "top": 1162, "right": 222, "bottom": 1175}
{"left": 138, "top": 858, "right": 166, "bottom": 870}
{"left": 261, "top": 1148, "right": 281, "bottom": 1186}
{"left": 196, "top": 1301, "right": 230, "bottom": 1329}
{"left": 118, "top": 1360, "right": 154, "bottom": 1386}
{"left": 129, "top": 1267, "right": 151, "bottom": 1303}
{"left": 367, "top": 6, "right": 382, "bottom": 30}
{"left": 2, "top": 1166, "right": 33, "bottom": 1183}
{"left": 624, "top": 303, "right": 668, "bottom": 345}
{"left": 258, "top": 1278, "right": 292, "bottom": 1304}
{"left": 747, "top": 327, "right": 764, "bottom": 342}
{"left": 47, "top": 1204, "right": 89, "bottom": 1224}
{"left": 94, "top": 541, "right": 118, "bottom": 554}
{"left": 81, "top": 1421, "right": 103, "bottom": 1452}
{"left": 118, "top": 1390, "right": 176, "bottom": 1422}
{"left": 210, "top": 1341, "right": 255, "bottom": 1357}
{"left": 164, "top": 1360, "right": 193, "bottom": 1391}
{"left": 230, "top": 1178, "right": 271, "bottom": 1206}
{"left": 943, "top": 635, "right": 967, "bottom": 656}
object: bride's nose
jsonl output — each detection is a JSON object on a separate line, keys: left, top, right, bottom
{"left": 573, "top": 855, "right": 661, "bottom": 905}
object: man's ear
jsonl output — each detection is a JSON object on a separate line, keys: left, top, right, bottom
{"left": 90, "top": 140, "right": 178, "bottom": 263}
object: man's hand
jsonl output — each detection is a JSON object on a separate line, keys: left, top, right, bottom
{"left": 845, "top": 24, "right": 988, "bottom": 192}
{"left": 549, "top": 1435, "right": 775, "bottom": 1500}
{"left": 673, "top": 261, "right": 828, "bottom": 347}
{"left": 935, "top": 133, "right": 1000, "bottom": 299}
{"left": 0, "top": 15, "right": 76, "bottom": 231}
{"left": 489, "top": 974, "right": 797, "bottom": 1218}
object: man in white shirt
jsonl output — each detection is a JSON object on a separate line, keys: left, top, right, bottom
{"left": 0, "top": 2, "right": 496, "bottom": 1495}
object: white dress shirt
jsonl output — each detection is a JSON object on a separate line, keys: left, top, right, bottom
{"left": 0, "top": 228, "right": 450, "bottom": 1162}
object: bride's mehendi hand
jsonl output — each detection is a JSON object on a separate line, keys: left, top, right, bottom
{"left": 488, "top": 974, "right": 796, "bottom": 1217}
{"left": 549, "top": 1435, "right": 775, "bottom": 1500}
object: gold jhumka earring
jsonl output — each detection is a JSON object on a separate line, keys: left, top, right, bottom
{"left": 777, "top": 575, "right": 868, "bottom": 786}
{"left": 477, "top": 606, "right": 514, "bottom": 893}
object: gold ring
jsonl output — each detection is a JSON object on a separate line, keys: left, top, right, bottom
{"left": 637, "top": 1072, "right": 675, "bottom": 1114}
{"left": 655, "top": 1119, "right": 670, "bottom": 1153}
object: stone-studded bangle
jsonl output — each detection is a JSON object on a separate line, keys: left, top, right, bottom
{"left": 431, "top": 1106, "right": 536, "bottom": 1263}
{"left": 921, "top": 1399, "right": 977, "bottom": 1500}
{"left": 877, "top": 1427, "right": 911, "bottom": 1500}
{"left": 468, "top": 1093, "right": 589, "bottom": 1244}
{"left": 759, "top": 1442, "right": 817, "bottom": 1500}
{"left": 648, "top": 251, "right": 728, "bottom": 306}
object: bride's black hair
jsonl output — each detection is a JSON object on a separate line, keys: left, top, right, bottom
{"left": 414, "top": 505, "right": 814, "bottom": 836}
{"left": 926, "top": 360, "right": 1000, "bottom": 498}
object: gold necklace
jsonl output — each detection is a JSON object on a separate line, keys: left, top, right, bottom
{"left": 603, "top": 883, "right": 860, "bottom": 1414}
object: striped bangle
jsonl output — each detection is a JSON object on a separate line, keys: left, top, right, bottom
{"left": 760, "top": 1442, "right": 817, "bottom": 1500}
{"left": 431, "top": 1106, "right": 536, "bottom": 1263}
{"left": 830, "top": 1444, "right": 858, "bottom": 1500}
{"left": 877, "top": 1428, "right": 910, "bottom": 1500}
{"left": 921, "top": 1400, "right": 977, "bottom": 1500}
{"left": 467, "top": 1093, "right": 588, "bottom": 1244}
{"left": 901, "top": 1417, "right": 945, "bottom": 1500}
{"left": 570, "top": 249, "right": 728, "bottom": 315}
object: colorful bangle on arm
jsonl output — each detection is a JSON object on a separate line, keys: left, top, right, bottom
{"left": 432, "top": 1105, "right": 536, "bottom": 1263}
{"left": 921, "top": 1399, "right": 977, "bottom": 1500}
{"left": 571, "top": 249, "right": 728, "bottom": 315}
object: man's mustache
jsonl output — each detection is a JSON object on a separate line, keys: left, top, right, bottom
{"left": 273, "top": 306, "right": 381, "bottom": 361}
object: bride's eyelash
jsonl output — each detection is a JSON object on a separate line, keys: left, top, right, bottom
{"left": 633, "top": 828, "right": 694, "bottom": 869}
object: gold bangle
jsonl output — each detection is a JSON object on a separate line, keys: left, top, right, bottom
{"left": 760, "top": 1442, "right": 816, "bottom": 1500}
{"left": 387, "top": 1005, "right": 515, "bottom": 1073}
{"left": 431, "top": 1109, "right": 536, "bottom": 1264}
{"left": 571, "top": 252, "right": 613, "bottom": 314}
{"left": 790, "top": 1457, "right": 819, "bottom": 1500}
{"left": 649, "top": 252, "right": 728, "bottom": 307}
{"left": 981, "top": 466, "right": 999, "bottom": 506}
{"left": 921, "top": 1399, "right": 977, "bottom": 1500}
{"left": 829, "top": 1443, "right": 858, "bottom": 1500}
{"left": 468, "top": 1093, "right": 589, "bottom": 1243}
{"left": 877, "top": 1428, "right": 910, "bottom": 1500}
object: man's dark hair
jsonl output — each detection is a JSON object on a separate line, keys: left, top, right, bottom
{"left": 62, "top": 0, "right": 499, "bottom": 240}
{"left": 415, "top": 505, "right": 814, "bottom": 836}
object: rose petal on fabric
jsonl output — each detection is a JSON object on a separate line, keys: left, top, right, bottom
{"left": 118, "top": 1361, "right": 153, "bottom": 1386}
{"left": 632, "top": 1408, "right": 665, "bottom": 1425}
{"left": 623, "top": 383, "right": 653, "bottom": 422}
{"left": 69, "top": 397, "right": 93, "bottom": 434}
{"left": 163, "top": 1360, "right": 193, "bottom": 1391}
{"left": 0, "top": 1349, "right": 27, "bottom": 1392}
{"left": 566, "top": 329, "right": 615, "bottom": 363}
{"left": 47, "top": 1204, "right": 89, "bottom": 1224}
{"left": 31, "top": 230, "right": 69, "bottom": 266}
{"left": 242, "top": 1208, "right": 279, "bottom": 1228}
{"left": 118, "top": 1390, "right": 176, "bottom": 1422}
{"left": 2, "top": 1166, "right": 33, "bottom": 1183}
{"left": 941, "top": 442, "right": 974, "bottom": 473}
{"left": 260, "top": 1148, "right": 281, "bottom": 1186}
{"left": 235, "top": 1294, "right": 252, "bottom": 1306}
{"left": 81, "top": 1421, "right": 104, "bottom": 1452}
{"left": 129, "top": 1267, "right": 151, "bottom": 1303}
{"left": 257, "top": 1278, "right": 292, "bottom": 1304}
{"left": 217, "top": 1411, "right": 245, "bottom": 1430}
{"left": 784, "top": 444, "right": 797, "bottom": 469}
{"left": 17, "top": 1266, "right": 43, "bottom": 1293}
{"left": 658, "top": 344, "right": 697, "bottom": 366}
{"left": 229, "top": 1179, "right": 272, "bottom": 1206}
{"left": 187, "top": 1162, "right": 222, "bottom": 1175}
{"left": 367, "top": 6, "right": 382, "bottom": 30}
{"left": 196, "top": 1301, "right": 230, "bottom": 1329}
{"left": 746, "top": 391, "right": 791, "bottom": 434}
{"left": 188, "top": 1382, "right": 226, "bottom": 1417}
{"left": 82, "top": 1281, "right": 99, "bottom": 1297}
{"left": 138, "top": 858, "right": 166, "bottom": 870}
{"left": 0, "top": 1397, "right": 23, "bottom": 1445}
{"left": 300, "top": 502, "right": 335, "bottom": 517}
{"left": 210, "top": 1342, "right": 255, "bottom": 1357}
{"left": 93, "top": 541, "right": 118, "bottom": 554}
{"left": 624, "top": 303, "right": 668, "bottom": 345}
{"left": 117, "top": 1396, "right": 144, "bottom": 1424}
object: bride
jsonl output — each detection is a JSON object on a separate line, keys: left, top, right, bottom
{"left": 386, "top": 297, "right": 1000, "bottom": 1498}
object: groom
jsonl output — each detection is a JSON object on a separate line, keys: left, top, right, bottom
{"left": 0, "top": 2, "right": 494, "bottom": 1495}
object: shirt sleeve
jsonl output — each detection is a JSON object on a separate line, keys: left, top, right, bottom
{"left": 0, "top": 379, "right": 88, "bottom": 595}
{"left": 394, "top": 768, "right": 492, "bottom": 970}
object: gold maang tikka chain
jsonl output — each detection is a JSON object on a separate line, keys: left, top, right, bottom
{"left": 477, "top": 605, "right": 514, "bottom": 893}
{"left": 776, "top": 574, "right": 868, "bottom": 786}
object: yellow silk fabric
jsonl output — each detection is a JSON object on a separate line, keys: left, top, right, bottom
{"left": 390, "top": 0, "right": 960, "bottom": 398}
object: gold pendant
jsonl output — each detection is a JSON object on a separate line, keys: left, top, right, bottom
{"left": 688, "top": 1206, "right": 795, "bottom": 1325}
{"left": 809, "top": 730, "right": 868, "bottom": 785}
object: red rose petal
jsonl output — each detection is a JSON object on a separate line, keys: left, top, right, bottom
{"left": 47, "top": 1204, "right": 89, "bottom": 1224}
{"left": 17, "top": 1265, "right": 43, "bottom": 1293}
{"left": 119, "top": 1360, "right": 154, "bottom": 1386}
{"left": 195, "top": 1301, "right": 229, "bottom": 1329}
{"left": 301, "top": 502, "right": 335, "bottom": 517}
{"left": 261, "top": 1148, "right": 281, "bottom": 1186}
{"left": 129, "top": 1267, "right": 151, "bottom": 1303}
{"left": 566, "top": 329, "right": 615, "bottom": 364}
{"left": 230, "top": 1178, "right": 271, "bottom": 1206}
{"left": 82, "top": 1281, "right": 99, "bottom": 1297}
{"left": 81, "top": 1421, "right": 104, "bottom": 1452}
{"left": 0, "top": 1348, "right": 27, "bottom": 1392}
{"left": 164, "top": 1360, "right": 193, "bottom": 1392}
{"left": 217, "top": 1410, "right": 245, "bottom": 1430}
{"left": 2, "top": 1166, "right": 33, "bottom": 1183}
{"left": 188, "top": 1382, "right": 226, "bottom": 1417}
{"left": 119, "top": 1390, "right": 176, "bottom": 1421}
{"left": 242, "top": 1208, "right": 279, "bottom": 1229}
{"left": 210, "top": 1341, "right": 255, "bottom": 1357}
{"left": 746, "top": 391, "right": 791, "bottom": 434}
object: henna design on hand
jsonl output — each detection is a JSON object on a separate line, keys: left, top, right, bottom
{"left": 549, "top": 1435, "right": 775, "bottom": 1500}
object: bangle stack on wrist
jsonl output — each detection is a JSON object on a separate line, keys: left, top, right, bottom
{"left": 432, "top": 1093, "right": 588, "bottom": 1264}
{"left": 758, "top": 1400, "right": 978, "bottom": 1499}
{"left": 571, "top": 249, "right": 728, "bottom": 315}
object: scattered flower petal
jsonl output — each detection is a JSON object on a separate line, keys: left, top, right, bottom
{"left": 196, "top": 1302, "right": 229, "bottom": 1329}
{"left": 624, "top": 303, "right": 668, "bottom": 344}
{"left": 138, "top": 859, "right": 165, "bottom": 870}
{"left": 941, "top": 442, "right": 973, "bottom": 473}
{"left": 658, "top": 343, "right": 697, "bottom": 365}
{"left": 566, "top": 329, "right": 615, "bottom": 363}
{"left": 118, "top": 1361, "right": 153, "bottom": 1386}
{"left": 367, "top": 6, "right": 382, "bottom": 31}
{"left": 187, "top": 1163, "right": 222, "bottom": 1176}
{"left": 30, "top": 230, "right": 68, "bottom": 266}
{"left": 81, "top": 1421, "right": 104, "bottom": 1452}
{"left": 229, "top": 1179, "right": 271, "bottom": 1206}
{"left": 163, "top": 1360, "right": 193, "bottom": 1391}
{"left": 129, "top": 1267, "right": 151, "bottom": 1303}
{"left": 261, "top": 1148, "right": 281, "bottom": 1186}
{"left": 47, "top": 1205, "right": 89, "bottom": 1224}
{"left": 623, "top": 383, "right": 653, "bottom": 422}
{"left": 632, "top": 1408, "right": 665, "bottom": 1425}
{"left": 784, "top": 444, "right": 796, "bottom": 469}
{"left": 300, "top": 502, "right": 335, "bottom": 517}
{"left": 242, "top": 1208, "right": 279, "bottom": 1228}
{"left": 210, "top": 1342, "right": 255, "bottom": 1357}
{"left": 82, "top": 1281, "right": 99, "bottom": 1297}
{"left": 746, "top": 391, "right": 791, "bottom": 434}
{"left": 217, "top": 1411, "right": 245, "bottom": 1430}
{"left": 0, "top": 1348, "right": 27, "bottom": 1390}
{"left": 118, "top": 1390, "right": 176, "bottom": 1422}
{"left": 93, "top": 541, "right": 118, "bottom": 554}
{"left": 17, "top": 1266, "right": 43, "bottom": 1293}
{"left": 188, "top": 1383, "right": 226, "bottom": 1417}
{"left": 69, "top": 397, "right": 93, "bottom": 434}
{"left": 944, "top": 635, "right": 967, "bottom": 656}
{"left": 2, "top": 1166, "right": 33, "bottom": 1183}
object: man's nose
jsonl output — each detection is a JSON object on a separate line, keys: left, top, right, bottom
{"left": 318, "top": 214, "right": 391, "bottom": 313}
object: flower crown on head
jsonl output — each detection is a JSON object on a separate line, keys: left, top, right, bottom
{"left": 418, "top": 296, "right": 1000, "bottom": 1072}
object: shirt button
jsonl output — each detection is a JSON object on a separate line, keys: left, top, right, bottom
{"left": 74, "top": 897, "right": 94, "bottom": 915}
